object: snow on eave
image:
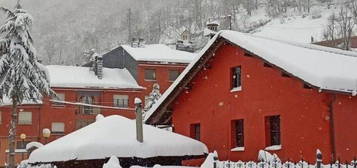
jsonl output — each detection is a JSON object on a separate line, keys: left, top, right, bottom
{"left": 145, "top": 30, "right": 357, "bottom": 124}
{"left": 0, "top": 97, "right": 43, "bottom": 107}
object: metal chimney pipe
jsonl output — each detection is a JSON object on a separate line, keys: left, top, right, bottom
{"left": 135, "top": 98, "right": 143, "bottom": 143}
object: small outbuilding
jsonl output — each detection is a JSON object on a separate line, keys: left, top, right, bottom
{"left": 28, "top": 115, "right": 207, "bottom": 168}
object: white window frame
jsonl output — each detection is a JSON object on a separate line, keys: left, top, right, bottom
{"left": 51, "top": 122, "right": 65, "bottom": 134}
{"left": 113, "top": 95, "right": 129, "bottom": 108}
{"left": 18, "top": 112, "right": 32, "bottom": 125}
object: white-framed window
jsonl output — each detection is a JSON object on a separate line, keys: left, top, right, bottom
{"left": 51, "top": 122, "right": 65, "bottom": 133}
{"left": 79, "top": 96, "right": 97, "bottom": 115}
{"left": 53, "top": 93, "right": 65, "bottom": 106}
{"left": 18, "top": 112, "right": 32, "bottom": 125}
{"left": 113, "top": 95, "right": 129, "bottom": 108}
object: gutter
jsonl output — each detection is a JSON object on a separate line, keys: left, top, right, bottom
{"left": 328, "top": 94, "right": 337, "bottom": 161}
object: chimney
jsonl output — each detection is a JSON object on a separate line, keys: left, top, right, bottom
{"left": 131, "top": 38, "right": 138, "bottom": 48}
{"left": 134, "top": 97, "right": 143, "bottom": 143}
{"left": 138, "top": 38, "right": 145, "bottom": 47}
{"left": 91, "top": 56, "right": 97, "bottom": 72}
{"left": 96, "top": 56, "right": 103, "bottom": 79}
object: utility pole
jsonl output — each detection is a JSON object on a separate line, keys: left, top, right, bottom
{"left": 135, "top": 98, "right": 143, "bottom": 143}
{"left": 127, "top": 8, "right": 132, "bottom": 43}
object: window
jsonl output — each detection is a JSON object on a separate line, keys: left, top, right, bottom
{"left": 190, "top": 123, "right": 201, "bottom": 140}
{"left": 79, "top": 96, "right": 97, "bottom": 115}
{"left": 144, "top": 96, "right": 150, "bottom": 107}
{"left": 52, "top": 93, "right": 65, "bottom": 106}
{"left": 18, "top": 112, "right": 32, "bottom": 125}
{"left": 265, "top": 115, "right": 281, "bottom": 146}
{"left": 231, "top": 67, "right": 241, "bottom": 90}
{"left": 51, "top": 122, "right": 65, "bottom": 134}
{"left": 113, "top": 95, "right": 129, "bottom": 108}
{"left": 169, "top": 70, "right": 180, "bottom": 81}
{"left": 232, "top": 119, "right": 244, "bottom": 147}
{"left": 16, "top": 141, "right": 30, "bottom": 149}
{"left": 145, "top": 69, "right": 156, "bottom": 80}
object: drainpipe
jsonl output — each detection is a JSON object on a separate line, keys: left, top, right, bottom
{"left": 135, "top": 98, "right": 143, "bottom": 143}
{"left": 328, "top": 94, "right": 337, "bottom": 162}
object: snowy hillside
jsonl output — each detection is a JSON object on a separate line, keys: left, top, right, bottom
{"left": 252, "top": 6, "right": 339, "bottom": 43}
{"left": 0, "top": 0, "right": 355, "bottom": 65}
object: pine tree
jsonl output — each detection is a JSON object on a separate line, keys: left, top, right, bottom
{"left": 0, "top": 2, "right": 53, "bottom": 168}
{"left": 143, "top": 83, "right": 161, "bottom": 117}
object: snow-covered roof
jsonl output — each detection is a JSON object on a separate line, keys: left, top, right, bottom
{"left": 0, "top": 97, "right": 42, "bottom": 107}
{"left": 203, "top": 28, "right": 217, "bottom": 37}
{"left": 206, "top": 20, "right": 220, "bottom": 26}
{"left": 46, "top": 65, "right": 142, "bottom": 89}
{"left": 28, "top": 115, "right": 208, "bottom": 163}
{"left": 145, "top": 30, "right": 357, "bottom": 123}
{"left": 221, "top": 30, "right": 357, "bottom": 93}
{"left": 121, "top": 44, "right": 196, "bottom": 63}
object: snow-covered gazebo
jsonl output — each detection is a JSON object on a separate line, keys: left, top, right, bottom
{"left": 28, "top": 115, "right": 208, "bottom": 168}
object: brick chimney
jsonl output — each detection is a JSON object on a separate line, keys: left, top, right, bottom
{"left": 96, "top": 56, "right": 103, "bottom": 79}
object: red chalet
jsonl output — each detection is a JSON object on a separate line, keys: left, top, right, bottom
{"left": 146, "top": 30, "right": 357, "bottom": 164}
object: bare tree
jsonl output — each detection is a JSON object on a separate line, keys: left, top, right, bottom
{"left": 337, "top": 6, "right": 356, "bottom": 50}
{"left": 323, "top": 13, "right": 338, "bottom": 41}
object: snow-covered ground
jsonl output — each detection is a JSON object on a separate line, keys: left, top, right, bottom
{"left": 251, "top": 6, "right": 339, "bottom": 43}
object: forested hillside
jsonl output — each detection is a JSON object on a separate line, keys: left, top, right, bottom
{"left": 0, "top": 0, "right": 355, "bottom": 65}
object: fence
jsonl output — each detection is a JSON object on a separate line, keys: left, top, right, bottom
{"left": 213, "top": 152, "right": 357, "bottom": 168}
{"left": 214, "top": 160, "right": 357, "bottom": 168}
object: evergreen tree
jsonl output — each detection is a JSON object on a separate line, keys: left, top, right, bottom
{"left": 144, "top": 83, "right": 161, "bottom": 117}
{"left": 0, "top": 2, "right": 53, "bottom": 168}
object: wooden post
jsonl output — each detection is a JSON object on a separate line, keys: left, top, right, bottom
{"left": 135, "top": 98, "right": 143, "bottom": 143}
{"left": 316, "top": 149, "right": 323, "bottom": 168}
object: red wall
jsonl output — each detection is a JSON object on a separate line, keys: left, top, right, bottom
{"left": 137, "top": 63, "right": 187, "bottom": 97}
{"left": 333, "top": 95, "right": 357, "bottom": 161}
{"left": 171, "top": 44, "right": 345, "bottom": 163}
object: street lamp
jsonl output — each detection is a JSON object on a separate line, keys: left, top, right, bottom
{"left": 42, "top": 128, "right": 51, "bottom": 144}
{"left": 20, "top": 133, "right": 26, "bottom": 160}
